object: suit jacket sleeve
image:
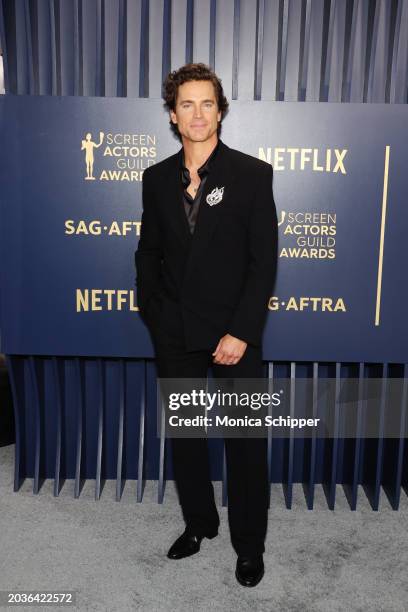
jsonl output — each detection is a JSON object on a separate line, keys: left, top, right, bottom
{"left": 226, "top": 163, "right": 278, "bottom": 347}
{"left": 134, "top": 167, "right": 163, "bottom": 317}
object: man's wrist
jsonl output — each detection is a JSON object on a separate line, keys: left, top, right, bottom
{"left": 225, "top": 330, "right": 253, "bottom": 347}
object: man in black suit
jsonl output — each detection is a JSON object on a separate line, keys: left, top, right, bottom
{"left": 135, "top": 63, "right": 278, "bottom": 587}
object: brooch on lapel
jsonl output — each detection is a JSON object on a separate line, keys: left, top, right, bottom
{"left": 206, "top": 186, "right": 225, "bottom": 206}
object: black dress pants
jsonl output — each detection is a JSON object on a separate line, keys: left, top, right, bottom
{"left": 151, "top": 308, "right": 269, "bottom": 557}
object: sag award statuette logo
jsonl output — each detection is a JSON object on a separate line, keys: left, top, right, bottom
{"left": 79, "top": 131, "right": 156, "bottom": 181}
{"left": 81, "top": 132, "right": 105, "bottom": 180}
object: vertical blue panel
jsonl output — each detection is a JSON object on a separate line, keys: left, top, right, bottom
{"left": 372, "top": 363, "right": 387, "bottom": 509}
{"left": 293, "top": 363, "right": 309, "bottom": 500}
{"left": 95, "top": 359, "right": 104, "bottom": 499}
{"left": 127, "top": 0, "right": 142, "bottom": 97}
{"left": 367, "top": 0, "right": 391, "bottom": 103}
{"left": 342, "top": 363, "right": 365, "bottom": 510}
{"left": 382, "top": 363, "right": 408, "bottom": 509}
{"left": 310, "top": 362, "right": 319, "bottom": 508}
{"left": 29, "top": 356, "right": 43, "bottom": 494}
{"left": 116, "top": 0, "right": 127, "bottom": 96}
{"left": 115, "top": 359, "right": 125, "bottom": 500}
{"left": 283, "top": 0, "right": 303, "bottom": 101}
{"left": 104, "top": 0, "right": 120, "bottom": 97}
{"left": 327, "top": 0, "right": 347, "bottom": 102}
{"left": 15, "top": 0, "right": 29, "bottom": 93}
{"left": 23, "top": 0, "right": 35, "bottom": 93}
{"left": 322, "top": 362, "right": 341, "bottom": 509}
{"left": 52, "top": 357, "right": 64, "bottom": 495}
{"left": 320, "top": 0, "right": 334, "bottom": 102}
{"left": 170, "top": 0, "right": 187, "bottom": 70}
{"left": 361, "top": 364, "right": 388, "bottom": 510}
{"left": 260, "top": 0, "right": 280, "bottom": 101}
{"left": 302, "top": 361, "right": 318, "bottom": 509}
{"left": 267, "top": 362, "right": 274, "bottom": 505}
{"left": 390, "top": 0, "right": 408, "bottom": 103}
{"left": 305, "top": 0, "right": 324, "bottom": 101}
{"left": 72, "top": 0, "right": 81, "bottom": 95}
{"left": 278, "top": 0, "right": 289, "bottom": 100}
{"left": 58, "top": 0, "right": 75, "bottom": 95}
{"left": 74, "top": 357, "right": 85, "bottom": 497}
{"left": 136, "top": 360, "right": 147, "bottom": 501}
{"left": 292, "top": 363, "right": 307, "bottom": 485}
{"left": 339, "top": 364, "right": 355, "bottom": 509}
{"left": 42, "top": 358, "right": 59, "bottom": 481}
{"left": 5, "top": 356, "right": 26, "bottom": 491}
{"left": 237, "top": 0, "right": 257, "bottom": 100}
{"left": 395, "top": 363, "right": 407, "bottom": 507}
{"left": 124, "top": 359, "right": 143, "bottom": 481}
{"left": 2, "top": 0, "right": 17, "bottom": 93}
{"left": 348, "top": 0, "right": 369, "bottom": 102}
{"left": 48, "top": 0, "right": 58, "bottom": 95}
{"left": 209, "top": 0, "right": 216, "bottom": 69}
{"left": 192, "top": 0, "right": 211, "bottom": 64}
{"left": 359, "top": 363, "right": 379, "bottom": 508}
{"left": 313, "top": 362, "right": 329, "bottom": 486}
{"left": 100, "top": 360, "right": 121, "bottom": 481}
{"left": 61, "top": 359, "right": 79, "bottom": 480}
{"left": 398, "top": 364, "right": 408, "bottom": 504}
{"left": 254, "top": 0, "right": 265, "bottom": 100}
{"left": 162, "top": 0, "right": 171, "bottom": 85}
{"left": 214, "top": 0, "right": 234, "bottom": 100}
{"left": 148, "top": 0, "right": 164, "bottom": 97}
{"left": 81, "top": 0, "right": 98, "bottom": 96}
{"left": 298, "top": 0, "right": 311, "bottom": 101}
{"left": 185, "top": 0, "right": 193, "bottom": 63}
{"left": 23, "top": 358, "right": 36, "bottom": 479}
{"left": 0, "top": 0, "right": 10, "bottom": 93}
{"left": 145, "top": 361, "right": 161, "bottom": 481}
{"left": 269, "top": 362, "right": 287, "bottom": 484}
{"left": 282, "top": 362, "right": 295, "bottom": 508}
{"left": 82, "top": 359, "right": 101, "bottom": 481}
{"left": 231, "top": 0, "right": 240, "bottom": 99}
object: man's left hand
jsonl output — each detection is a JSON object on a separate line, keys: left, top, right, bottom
{"left": 212, "top": 334, "right": 247, "bottom": 365}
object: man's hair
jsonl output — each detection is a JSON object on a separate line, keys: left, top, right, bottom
{"left": 162, "top": 63, "right": 229, "bottom": 140}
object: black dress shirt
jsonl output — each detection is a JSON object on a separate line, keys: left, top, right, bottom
{"left": 180, "top": 139, "right": 220, "bottom": 234}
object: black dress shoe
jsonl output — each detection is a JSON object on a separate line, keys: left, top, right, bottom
{"left": 167, "top": 530, "right": 217, "bottom": 560}
{"left": 235, "top": 555, "right": 264, "bottom": 587}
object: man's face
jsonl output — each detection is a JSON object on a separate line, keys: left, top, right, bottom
{"left": 170, "top": 79, "right": 222, "bottom": 143}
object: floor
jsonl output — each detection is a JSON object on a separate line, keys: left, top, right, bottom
{"left": 0, "top": 444, "right": 407, "bottom": 611}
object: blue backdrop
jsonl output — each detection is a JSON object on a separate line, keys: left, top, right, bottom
{"left": 1, "top": 95, "right": 407, "bottom": 362}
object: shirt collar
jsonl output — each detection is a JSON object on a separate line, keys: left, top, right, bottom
{"left": 180, "top": 139, "right": 220, "bottom": 182}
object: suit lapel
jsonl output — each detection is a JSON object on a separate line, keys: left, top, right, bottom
{"left": 184, "top": 140, "right": 236, "bottom": 279}
{"left": 161, "top": 139, "right": 237, "bottom": 278}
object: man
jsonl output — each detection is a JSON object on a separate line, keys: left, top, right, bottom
{"left": 135, "top": 63, "right": 278, "bottom": 587}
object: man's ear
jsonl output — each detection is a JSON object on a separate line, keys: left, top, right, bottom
{"left": 170, "top": 110, "right": 177, "bottom": 125}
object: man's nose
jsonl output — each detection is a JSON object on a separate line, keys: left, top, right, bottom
{"left": 194, "top": 105, "right": 202, "bottom": 118}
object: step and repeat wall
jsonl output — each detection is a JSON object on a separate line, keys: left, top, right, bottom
{"left": 0, "top": 95, "right": 407, "bottom": 363}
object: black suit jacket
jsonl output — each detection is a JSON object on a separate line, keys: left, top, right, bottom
{"left": 135, "top": 139, "right": 278, "bottom": 351}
